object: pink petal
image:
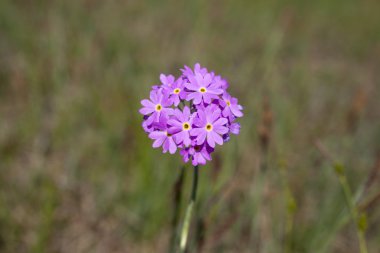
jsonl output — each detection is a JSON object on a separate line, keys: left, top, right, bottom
{"left": 192, "top": 94, "right": 202, "bottom": 105}
{"left": 219, "top": 99, "right": 227, "bottom": 108}
{"left": 203, "top": 73, "right": 212, "bottom": 86}
{"left": 230, "top": 106, "right": 243, "bottom": 117}
{"left": 167, "top": 75, "right": 175, "bottom": 84}
{"left": 141, "top": 99, "right": 155, "bottom": 108}
{"left": 196, "top": 131, "right": 207, "bottom": 145}
{"left": 206, "top": 132, "right": 215, "bottom": 148}
{"left": 183, "top": 106, "right": 190, "bottom": 119}
{"left": 139, "top": 107, "right": 155, "bottom": 115}
{"left": 156, "top": 90, "right": 163, "bottom": 103}
{"left": 190, "top": 128, "right": 204, "bottom": 136}
{"left": 168, "top": 119, "right": 182, "bottom": 128}
{"left": 223, "top": 92, "right": 232, "bottom": 101}
{"left": 186, "top": 76, "right": 200, "bottom": 90}
{"left": 211, "top": 131, "right": 223, "bottom": 145}
{"left": 173, "top": 131, "right": 184, "bottom": 144}
{"left": 193, "top": 153, "right": 206, "bottom": 166}
{"left": 213, "top": 125, "right": 229, "bottom": 135}
{"left": 183, "top": 134, "right": 191, "bottom": 146}
{"left": 195, "top": 73, "right": 204, "bottom": 86}
{"left": 213, "top": 117, "right": 228, "bottom": 126}
{"left": 222, "top": 107, "right": 231, "bottom": 117}
{"left": 144, "top": 113, "right": 156, "bottom": 125}
{"left": 161, "top": 139, "right": 169, "bottom": 153}
{"left": 160, "top": 74, "right": 167, "bottom": 84}
{"left": 210, "top": 110, "right": 221, "bottom": 123}
{"left": 168, "top": 138, "right": 177, "bottom": 154}
{"left": 172, "top": 96, "right": 180, "bottom": 106}
{"left": 179, "top": 90, "right": 188, "bottom": 100}
{"left": 150, "top": 90, "right": 158, "bottom": 103}
{"left": 173, "top": 108, "right": 182, "bottom": 117}
{"left": 203, "top": 93, "right": 212, "bottom": 104}
{"left": 152, "top": 136, "right": 165, "bottom": 148}
{"left": 186, "top": 92, "right": 199, "bottom": 101}
{"left": 207, "top": 88, "right": 223, "bottom": 95}
{"left": 196, "top": 110, "right": 206, "bottom": 125}
{"left": 168, "top": 126, "right": 182, "bottom": 135}
{"left": 162, "top": 108, "right": 174, "bottom": 116}
{"left": 149, "top": 131, "right": 166, "bottom": 139}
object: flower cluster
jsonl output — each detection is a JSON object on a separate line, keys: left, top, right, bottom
{"left": 139, "top": 63, "right": 243, "bottom": 166}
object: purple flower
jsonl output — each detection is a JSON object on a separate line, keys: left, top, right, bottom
{"left": 142, "top": 117, "right": 153, "bottom": 133}
{"left": 168, "top": 106, "right": 194, "bottom": 147}
{"left": 149, "top": 131, "right": 177, "bottom": 154}
{"left": 148, "top": 116, "right": 177, "bottom": 154}
{"left": 214, "top": 75, "right": 229, "bottom": 90}
{"left": 139, "top": 89, "right": 173, "bottom": 125}
{"left": 164, "top": 77, "right": 187, "bottom": 106}
{"left": 180, "top": 143, "right": 213, "bottom": 166}
{"left": 229, "top": 122, "right": 241, "bottom": 135}
{"left": 140, "top": 63, "right": 242, "bottom": 166}
{"left": 181, "top": 63, "right": 208, "bottom": 77}
{"left": 151, "top": 85, "right": 161, "bottom": 91}
{"left": 191, "top": 144, "right": 213, "bottom": 166}
{"left": 190, "top": 106, "right": 229, "bottom": 148}
{"left": 160, "top": 74, "right": 175, "bottom": 89}
{"left": 185, "top": 73, "right": 223, "bottom": 104}
{"left": 220, "top": 92, "right": 243, "bottom": 119}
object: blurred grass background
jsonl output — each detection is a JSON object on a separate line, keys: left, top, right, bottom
{"left": 1, "top": 0, "right": 380, "bottom": 252}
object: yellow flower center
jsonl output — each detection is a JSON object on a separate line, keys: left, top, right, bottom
{"left": 155, "top": 104, "right": 162, "bottom": 111}
{"left": 205, "top": 123, "right": 213, "bottom": 131}
{"left": 174, "top": 88, "right": 181, "bottom": 94}
{"left": 226, "top": 100, "right": 231, "bottom": 106}
{"left": 199, "top": 87, "right": 207, "bottom": 93}
{"left": 182, "top": 122, "right": 190, "bottom": 131}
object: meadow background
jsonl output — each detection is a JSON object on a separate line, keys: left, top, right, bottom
{"left": 1, "top": 0, "right": 380, "bottom": 252}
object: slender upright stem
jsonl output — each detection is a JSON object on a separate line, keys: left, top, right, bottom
{"left": 335, "top": 164, "right": 368, "bottom": 253}
{"left": 191, "top": 165, "right": 199, "bottom": 202}
{"left": 179, "top": 165, "right": 199, "bottom": 253}
{"left": 315, "top": 141, "right": 369, "bottom": 253}
{"left": 169, "top": 168, "right": 185, "bottom": 253}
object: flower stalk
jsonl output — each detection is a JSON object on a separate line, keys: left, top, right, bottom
{"left": 169, "top": 167, "right": 186, "bottom": 253}
{"left": 179, "top": 165, "right": 199, "bottom": 253}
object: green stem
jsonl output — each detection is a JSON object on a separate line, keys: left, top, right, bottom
{"left": 179, "top": 165, "right": 199, "bottom": 253}
{"left": 169, "top": 168, "right": 185, "bottom": 253}
{"left": 335, "top": 164, "right": 368, "bottom": 253}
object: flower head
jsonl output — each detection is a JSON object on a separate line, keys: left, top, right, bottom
{"left": 139, "top": 63, "right": 243, "bottom": 166}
